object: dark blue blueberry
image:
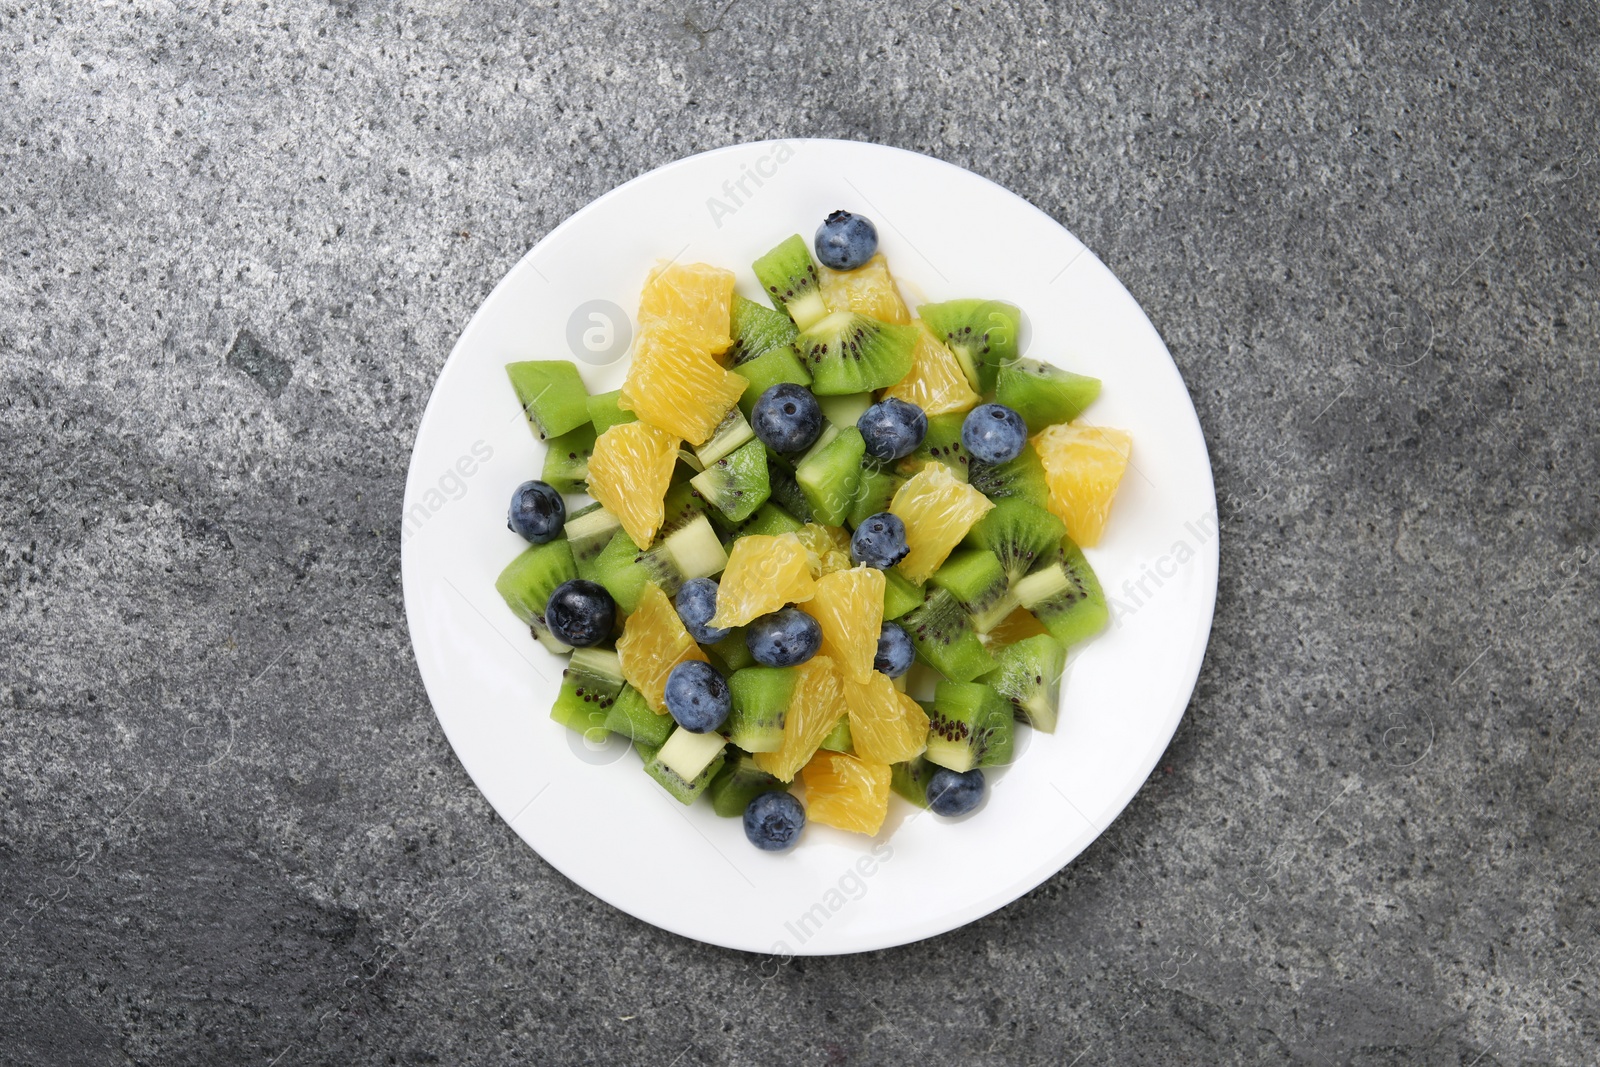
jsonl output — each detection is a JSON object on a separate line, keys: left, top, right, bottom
{"left": 850, "top": 512, "right": 909, "bottom": 569}
{"left": 961, "top": 403, "right": 1028, "bottom": 465}
{"left": 508, "top": 480, "right": 565, "bottom": 543}
{"left": 743, "top": 790, "right": 806, "bottom": 851}
{"left": 874, "top": 622, "right": 914, "bottom": 678}
{"left": 813, "top": 210, "right": 878, "bottom": 271}
{"left": 926, "top": 767, "right": 986, "bottom": 816}
{"left": 745, "top": 607, "right": 822, "bottom": 667}
{"left": 857, "top": 398, "right": 927, "bottom": 462}
{"left": 663, "top": 660, "right": 731, "bottom": 733}
{"left": 752, "top": 383, "right": 823, "bottom": 453}
{"left": 674, "top": 578, "right": 731, "bottom": 644}
{"left": 544, "top": 579, "right": 616, "bottom": 647}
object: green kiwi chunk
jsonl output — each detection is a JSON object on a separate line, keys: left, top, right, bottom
{"left": 967, "top": 444, "right": 1051, "bottom": 509}
{"left": 603, "top": 684, "right": 673, "bottom": 748}
{"left": 708, "top": 628, "right": 755, "bottom": 673}
{"left": 693, "top": 407, "right": 756, "bottom": 466}
{"left": 925, "top": 680, "right": 1015, "bottom": 772}
{"left": 930, "top": 548, "right": 1016, "bottom": 633}
{"left": 817, "top": 391, "right": 874, "bottom": 431}
{"left": 644, "top": 729, "right": 726, "bottom": 805}
{"left": 848, "top": 466, "right": 907, "bottom": 529}
{"left": 565, "top": 503, "right": 622, "bottom": 581}
{"left": 818, "top": 715, "right": 853, "bottom": 754}
{"left": 726, "top": 666, "right": 796, "bottom": 753}
{"left": 724, "top": 503, "right": 806, "bottom": 541}
{"left": 735, "top": 347, "right": 813, "bottom": 420}
{"left": 916, "top": 300, "right": 1022, "bottom": 394}
{"left": 541, "top": 422, "right": 596, "bottom": 493}
{"left": 981, "top": 634, "right": 1067, "bottom": 733}
{"left": 586, "top": 389, "right": 637, "bottom": 434}
{"left": 660, "top": 482, "right": 712, "bottom": 539}
{"left": 494, "top": 538, "right": 579, "bottom": 653}
{"left": 506, "top": 360, "right": 591, "bottom": 440}
{"left": 794, "top": 312, "right": 917, "bottom": 395}
{"left": 727, "top": 293, "right": 800, "bottom": 366}
{"left": 753, "top": 235, "right": 828, "bottom": 330}
{"left": 900, "top": 411, "right": 969, "bottom": 481}
{"left": 795, "top": 426, "right": 865, "bottom": 526}
{"left": 767, "top": 465, "right": 815, "bottom": 524}
{"left": 890, "top": 754, "right": 938, "bottom": 807}
{"left": 963, "top": 498, "right": 1066, "bottom": 587}
{"left": 881, "top": 569, "right": 925, "bottom": 621}
{"left": 995, "top": 357, "right": 1101, "bottom": 433}
{"left": 708, "top": 752, "right": 788, "bottom": 817}
{"left": 900, "top": 587, "right": 997, "bottom": 682}
{"left": 550, "top": 647, "right": 625, "bottom": 735}
{"left": 1012, "top": 539, "right": 1109, "bottom": 647}
{"left": 690, "top": 438, "right": 771, "bottom": 523}
{"left": 589, "top": 528, "right": 680, "bottom": 613}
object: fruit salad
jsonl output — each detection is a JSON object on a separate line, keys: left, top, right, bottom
{"left": 494, "top": 210, "right": 1132, "bottom": 852}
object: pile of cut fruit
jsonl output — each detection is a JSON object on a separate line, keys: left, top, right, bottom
{"left": 494, "top": 210, "right": 1131, "bottom": 852}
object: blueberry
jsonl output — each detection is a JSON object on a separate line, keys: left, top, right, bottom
{"left": 926, "top": 768, "right": 986, "bottom": 816}
{"left": 663, "top": 660, "right": 731, "bottom": 733}
{"left": 850, "top": 512, "right": 909, "bottom": 569}
{"left": 507, "top": 480, "right": 565, "bottom": 543}
{"left": 874, "top": 622, "right": 914, "bottom": 678}
{"left": 961, "top": 403, "right": 1028, "bottom": 465}
{"left": 752, "top": 383, "right": 824, "bottom": 453}
{"left": 814, "top": 210, "right": 878, "bottom": 271}
{"left": 746, "top": 607, "right": 822, "bottom": 667}
{"left": 544, "top": 579, "right": 616, "bottom": 647}
{"left": 744, "top": 790, "right": 806, "bottom": 851}
{"left": 674, "top": 578, "right": 731, "bottom": 644}
{"left": 857, "top": 398, "right": 927, "bottom": 462}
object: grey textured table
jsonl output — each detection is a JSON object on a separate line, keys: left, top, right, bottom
{"left": 3, "top": 2, "right": 1597, "bottom": 1064}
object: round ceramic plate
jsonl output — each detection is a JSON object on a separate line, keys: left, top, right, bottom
{"left": 402, "top": 139, "right": 1217, "bottom": 955}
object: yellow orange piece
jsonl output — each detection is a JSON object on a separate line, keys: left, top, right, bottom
{"left": 637, "top": 261, "right": 736, "bottom": 355}
{"left": 800, "top": 750, "right": 892, "bottom": 835}
{"left": 753, "top": 656, "right": 845, "bottom": 782}
{"left": 841, "top": 671, "right": 928, "bottom": 765}
{"left": 818, "top": 254, "right": 910, "bottom": 324}
{"left": 1033, "top": 423, "right": 1133, "bottom": 547}
{"left": 619, "top": 322, "right": 747, "bottom": 445}
{"left": 615, "top": 582, "right": 708, "bottom": 712}
{"left": 881, "top": 321, "right": 982, "bottom": 416}
{"left": 889, "top": 463, "right": 995, "bottom": 582}
{"left": 794, "top": 523, "right": 853, "bottom": 579}
{"left": 586, "top": 421, "right": 679, "bottom": 548}
{"left": 801, "top": 566, "right": 884, "bottom": 683}
{"left": 986, "top": 607, "right": 1050, "bottom": 647}
{"left": 709, "top": 532, "right": 817, "bottom": 629}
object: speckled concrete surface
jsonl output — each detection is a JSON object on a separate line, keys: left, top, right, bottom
{"left": 2, "top": 1, "right": 1597, "bottom": 1064}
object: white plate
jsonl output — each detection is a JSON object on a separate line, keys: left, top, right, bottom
{"left": 402, "top": 139, "right": 1217, "bottom": 955}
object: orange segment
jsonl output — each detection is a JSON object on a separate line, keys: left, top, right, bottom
{"left": 753, "top": 656, "right": 845, "bottom": 782}
{"left": 586, "top": 421, "right": 679, "bottom": 548}
{"left": 637, "top": 261, "right": 736, "bottom": 355}
{"left": 615, "top": 582, "right": 708, "bottom": 711}
{"left": 800, "top": 750, "right": 892, "bottom": 835}
{"left": 1033, "top": 423, "right": 1133, "bottom": 547}
{"left": 801, "top": 566, "right": 884, "bottom": 683}
{"left": 818, "top": 254, "right": 910, "bottom": 324}
{"left": 841, "top": 671, "right": 928, "bottom": 764}
{"left": 794, "top": 523, "right": 853, "bottom": 578}
{"left": 889, "top": 463, "right": 995, "bottom": 582}
{"left": 709, "top": 532, "right": 817, "bottom": 629}
{"left": 881, "top": 321, "right": 982, "bottom": 416}
{"left": 619, "top": 322, "right": 747, "bottom": 445}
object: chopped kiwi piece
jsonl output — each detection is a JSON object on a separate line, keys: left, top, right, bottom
{"left": 900, "top": 587, "right": 997, "bottom": 682}
{"left": 735, "top": 346, "right": 813, "bottom": 420}
{"left": 586, "top": 389, "right": 637, "bottom": 434}
{"left": 793, "top": 312, "right": 917, "bottom": 395}
{"left": 981, "top": 634, "right": 1066, "bottom": 732}
{"left": 660, "top": 514, "right": 729, "bottom": 582}
{"left": 590, "top": 528, "right": 680, "bottom": 613}
{"left": 541, "top": 422, "right": 597, "bottom": 493}
{"left": 916, "top": 300, "right": 1022, "bottom": 394}
{"left": 709, "top": 628, "right": 755, "bottom": 673}
{"left": 817, "top": 392, "right": 874, "bottom": 430}
{"left": 494, "top": 538, "right": 579, "bottom": 653}
{"left": 968, "top": 444, "right": 1051, "bottom": 509}
{"left": 506, "top": 360, "right": 591, "bottom": 440}
{"left": 818, "top": 715, "right": 853, "bottom": 754}
{"left": 660, "top": 482, "right": 712, "bottom": 538}
{"left": 964, "top": 498, "right": 1066, "bottom": 587}
{"left": 565, "top": 504, "right": 622, "bottom": 581}
{"left": 550, "top": 647, "right": 625, "bottom": 735}
{"left": 900, "top": 411, "right": 969, "bottom": 481}
{"left": 708, "top": 752, "right": 787, "bottom": 817}
{"left": 726, "top": 666, "right": 797, "bottom": 753}
{"left": 753, "top": 234, "right": 828, "bottom": 330}
{"left": 726, "top": 503, "right": 806, "bottom": 540}
{"left": 767, "top": 465, "right": 815, "bottom": 523}
{"left": 727, "top": 293, "right": 800, "bottom": 366}
{"left": 795, "top": 426, "right": 865, "bottom": 526}
{"left": 1013, "top": 540, "right": 1109, "bottom": 647}
{"left": 645, "top": 728, "right": 726, "bottom": 804}
{"left": 694, "top": 407, "right": 756, "bottom": 466}
{"left": 690, "top": 438, "right": 771, "bottom": 523}
{"left": 848, "top": 466, "right": 907, "bottom": 529}
{"left": 882, "top": 569, "right": 925, "bottom": 621}
{"left": 995, "top": 357, "right": 1101, "bottom": 433}
{"left": 890, "top": 754, "right": 938, "bottom": 807}
{"left": 603, "top": 684, "right": 673, "bottom": 748}
{"left": 925, "top": 680, "right": 1015, "bottom": 772}
{"left": 930, "top": 548, "right": 1016, "bottom": 633}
